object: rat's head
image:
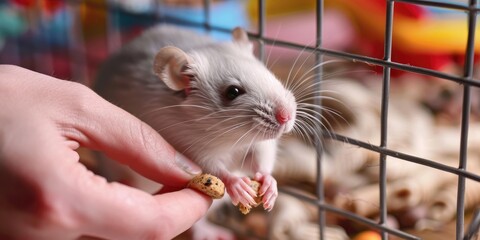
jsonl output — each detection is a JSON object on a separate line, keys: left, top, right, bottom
{"left": 153, "top": 28, "right": 296, "bottom": 144}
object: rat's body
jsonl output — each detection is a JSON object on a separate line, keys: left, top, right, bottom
{"left": 94, "top": 25, "right": 296, "bottom": 239}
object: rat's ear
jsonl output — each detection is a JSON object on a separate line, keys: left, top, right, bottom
{"left": 232, "top": 27, "right": 253, "bottom": 52}
{"left": 153, "top": 46, "right": 193, "bottom": 91}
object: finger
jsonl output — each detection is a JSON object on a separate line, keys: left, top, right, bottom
{"left": 75, "top": 173, "right": 212, "bottom": 240}
{"left": 228, "top": 186, "right": 255, "bottom": 207}
{"left": 254, "top": 172, "right": 263, "bottom": 182}
{"left": 60, "top": 86, "right": 201, "bottom": 187}
{"left": 263, "top": 182, "right": 277, "bottom": 204}
{"left": 263, "top": 191, "right": 277, "bottom": 211}
{"left": 240, "top": 178, "right": 257, "bottom": 195}
{"left": 240, "top": 180, "right": 258, "bottom": 198}
{"left": 259, "top": 182, "right": 269, "bottom": 196}
{"left": 237, "top": 183, "right": 257, "bottom": 206}
{"left": 239, "top": 190, "right": 256, "bottom": 207}
{"left": 241, "top": 176, "right": 251, "bottom": 184}
{"left": 254, "top": 172, "right": 269, "bottom": 196}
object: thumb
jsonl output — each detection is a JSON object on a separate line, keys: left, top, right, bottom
{"left": 71, "top": 168, "right": 212, "bottom": 239}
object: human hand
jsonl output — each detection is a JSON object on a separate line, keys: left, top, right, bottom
{"left": 0, "top": 65, "right": 212, "bottom": 240}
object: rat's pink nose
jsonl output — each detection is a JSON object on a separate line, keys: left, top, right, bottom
{"left": 275, "top": 107, "right": 291, "bottom": 125}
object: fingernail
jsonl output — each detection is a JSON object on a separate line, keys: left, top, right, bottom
{"left": 175, "top": 152, "right": 202, "bottom": 175}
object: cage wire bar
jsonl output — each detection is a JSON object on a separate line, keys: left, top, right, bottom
{"left": 457, "top": 1, "right": 477, "bottom": 239}
{"left": 378, "top": 0, "right": 394, "bottom": 239}
{"left": 203, "top": 0, "right": 211, "bottom": 32}
{"left": 2, "top": 0, "right": 480, "bottom": 239}
{"left": 314, "top": 0, "right": 326, "bottom": 239}
{"left": 257, "top": 0, "right": 265, "bottom": 62}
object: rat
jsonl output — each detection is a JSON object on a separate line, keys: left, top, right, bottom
{"left": 94, "top": 24, "right": 297, "bottom": 239}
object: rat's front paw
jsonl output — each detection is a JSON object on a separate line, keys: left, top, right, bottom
{"left": 225, "top": 176, "right": 258, "bottom": 208}
{"left": 254, "top": 172, "right": 278, "bottom": 211}
{"left": 237, "top": 180, "right": 262, "bottom": 214}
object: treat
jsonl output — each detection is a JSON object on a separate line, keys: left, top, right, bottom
{"left": 238, "top": 180, "right": 263, "bottom": 215}
{"left": 188, "top": 174, "right": 225, "bottom": 199}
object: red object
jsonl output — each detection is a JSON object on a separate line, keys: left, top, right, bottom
{"left": 12, "top": 0, "right": 63, "bottom": 14}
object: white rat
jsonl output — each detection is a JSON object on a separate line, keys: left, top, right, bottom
{"left": 94, "top": 25, "right": 297, "bottom": 239}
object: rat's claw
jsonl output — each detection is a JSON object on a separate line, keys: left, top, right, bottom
{"left": 263, "top": 193, "right": 277, "bottom": 211}
{"left": 262, "top": 187, "right": 278, "bottom": 211}
{"left": 254, "top": 172, "right": 278, "bottom": 211}
{"left": 226, "top": 176, "right": 258, "bottom": 207}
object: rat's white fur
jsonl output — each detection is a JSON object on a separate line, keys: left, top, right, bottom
{"left": 95, "top": 25, "right": 296, "bottom": 178}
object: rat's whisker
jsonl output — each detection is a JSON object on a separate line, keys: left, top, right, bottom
{"left": 207, "top": 110, "right": 256, "bottom": 131}
{"left": 297, "top": 108, "right": 351, "bottom": 146}
{"left": 297, "top": 95, "right": 349, "bottom": 109}
{"left": 297, "top": 96, "right": 353, "bottom": 124}
{"left": 184, "top": 122, "right": 251, "bottom": 154}
{"left": 229, "top": 123, "right": 263, "bottom": 152}
{"left": 240, "top": 130, "right": 261, "bottom": 170}
{"left": 290, "top": 68, "right": 372, "bottom": 100}
{"left": 291, "top": 78, "right": 341, "bottom": 100}
{"left": 292, "top": 63, "right": 372, "bottom": 91}
{"left": 152, "top": 111, "right": 241, "bottom": 132}
{"left": 290, "top": 59, "right": 347, "bottom": 93}
{"left": 294, "top": 118, "right": 324, "bottom": 145}
{"left": 265, "top": 25, "right": 282, "bottom": 69}
{"left": 292, "top": 123, "right": 312, "bottom": 144}
{"left": 284, "top": 40, "right": 317, "bottom": 90}
{"left": 298, "top": 104, "right": 348, "bottom": 129}
{"left": 296, "top": 90, "right": 344, "bottom": 104}
{"left": 206, "top": 114, "right": 257, "bottom": 131}
{"left": 296, "top": 110, "right": 333, "bottom": 141}
{"left": 139, "top": 104, "right": 212, "bottom": 118}
{"left": 297, "top": 107, "right": 337, "bottom": 132}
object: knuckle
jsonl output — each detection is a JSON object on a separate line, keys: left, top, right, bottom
{"left": 72, "top": 83, "right": 98, "bottom": 110}
{"left": 63, "top": 82, "right": 100, "bottom": 119}
{"left": 6, "top": 178, "right": 81, "bottom": 234}
{"left": 32, "top": 192, "right": 80, "bottom": 233}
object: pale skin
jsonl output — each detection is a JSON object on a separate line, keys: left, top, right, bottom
{"left": 0, "top": 65, "right": 212, "bottom": 240}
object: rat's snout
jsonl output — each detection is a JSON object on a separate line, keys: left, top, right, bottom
{"left": 275, "top": 107, "right": 291, "bottom": 124}
{"left": 273, "top": 91, "right": 297, "bottom": 134}
{"left": 274, "top": 103, "right": 296, "bottom": 133}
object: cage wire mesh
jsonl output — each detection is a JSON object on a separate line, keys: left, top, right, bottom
{"left": 1, "top": 0, "right": 480, "bottom": 239}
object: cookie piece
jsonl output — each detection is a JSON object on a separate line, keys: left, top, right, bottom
{"left": 238, "top": 180, "right": 263, "bottom": 215}
{"left": 188, "top": 174, "right": 225, "bottom": 199}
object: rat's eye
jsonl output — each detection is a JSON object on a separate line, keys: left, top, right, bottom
{"left": 224, "top": 85, "right": 245, "bottom": 100}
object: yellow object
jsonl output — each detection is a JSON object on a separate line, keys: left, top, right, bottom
{"left": 246, "top": 0, "right": 315, "bottom": 21}
{"left": 353, "top": 231, "right": 382, "bottom": 240}
{"left": 394, "top": 17, "right": 480, "bottom": 54}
